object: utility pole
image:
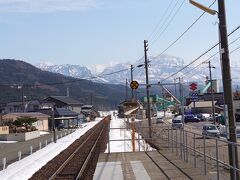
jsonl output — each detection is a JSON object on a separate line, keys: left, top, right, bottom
{"left": 218, "top": 0, "right": 239, "bottom": 178}
{"left": 144, "top": 40, "right": 152, "bottom": 138}
{"left": 174, "top": 78, "right": 177, "bottom": 99}
{"left": 131, "top": 65, "right": 134, "bottom": 100}
{"left": 179, "top": 78, "right": 184, "bottom": 126}
{"left": 125, "top": 79, "right": 128, "bottom": 100}
{"left": 162, "top": 85, "right": 166, "bottom": 117}
{"left": 52, "top": 108, "right": 56, "bottom": 143}
{"left": 21, "top": 86, "right": 24, "bottom": 113}
{"left": 208, "top": 61, "right": 216, "bottom": 124}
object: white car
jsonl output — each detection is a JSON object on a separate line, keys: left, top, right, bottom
{"left": 202, "top": 124, "right": 220, "bottom": 138}
{"left": 156, "top": 117, "right": 164, "bottom": 123}
{"left": 172, "top": 116, "right": 183, "bottom": 129}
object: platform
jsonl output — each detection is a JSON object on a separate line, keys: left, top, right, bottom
{"left": 93, "top": 151, "right": 216, "bottom": 180}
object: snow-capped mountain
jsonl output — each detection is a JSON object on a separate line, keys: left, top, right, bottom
{"left": 37, "top": 63, "right": 93, "bottom": 79}
{"left": 35, "top": 54, "right": 238, "bottom": 86}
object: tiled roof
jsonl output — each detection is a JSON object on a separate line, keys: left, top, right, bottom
{"left": 47, "top": 96, "right": 82, "bottom": 105}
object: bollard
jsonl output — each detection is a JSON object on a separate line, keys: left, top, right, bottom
{"left": 39, "top": 142, "right": 42, "bottom": 150}
{"left": 51, "top": 137, "right": 53, "bottom": 142}
{"left": 65, "top": 132, "right": 66, "bottom": 136}
{"left": 18, "top": 151, "right": 22, "bottom": 161}
{"left": 57, "top": 135, "right": 58, "bottom": 140}
{"left": 45, "top": 140, "right": 48, "bottom": 147}
{"left": 2, "top": 158, "right": 6, "bottom": 170}
{"left": 61, "top": 134, "right": 62, "bottom": 138}
{"left": 30, "top": 146, "right": 33, "bottom": 154}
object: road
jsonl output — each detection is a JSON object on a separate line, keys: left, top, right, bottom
{"left": 152, "top": 117, "right": 239, "bottom": 179}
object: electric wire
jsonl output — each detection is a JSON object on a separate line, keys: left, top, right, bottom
{"left": 147, "top": 0, "right": 175, "bottom": 40}
{"left": 150, "top": 0, "right": 186, "bottom": 46}
{"left": 160, "top": 25, "right": 240, "bottom": 82}
{"left": 154, "top": 0, "right": 217, "bottom": 58}
{"left": 181, "top": 44, "right": 240, "bottom": 81}
{"left": 182, "top": 35, "right": 240, "bottom": 76}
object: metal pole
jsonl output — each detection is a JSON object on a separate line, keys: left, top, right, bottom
{"left": 172, "top": 127, "right": 174, "bottom": 152}
{"left": 204, "top": 135, "right": 207, "bottom": 175}
{"left": 218, "top": 1, "right": 239, "bottom": 179}
{"left": 131, "top": 65, "right": 134, "bottom": 99}
{"left": 125, "top": 79, "right": 128, "bottom": 100}
{"left": 176, "top": 129, "right": 178, "bottom": 155}
{"left": 186, "top": 131, "right": 188, "bottom": 162}
{"left": 162, "top": 85, "right": 166, "bottom": 117}
{"left": 168, "top": 126, "right": 170, "bottom": 148}
{"left": 144, "top": 40, "right": 152, "bottom": 138}
{"left": 209, "top": 61, "right": 216, "bottom": 124}
{"left": 216, "top": 139, "right": 219, "bottom": 180}
{"left": 180, "top": 128, "right": 183, "bottom": 159}
{"left": 194, "top": 133, "right": 196, "bottom": 168}
{"left": 52, "top": 108, "right": 56, "bottom": 143}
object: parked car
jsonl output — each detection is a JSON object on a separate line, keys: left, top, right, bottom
{"left": 202, "top": 124, "right": 220, "bottom": 138}
{"left": 196, "top": 113, "right": 206, "bottom": 121}
{"left": 156, "top": 117, "right": 164, "bottom": 123}
{"left": 172, "top": 116, "right": 183, "bottom": 129}
{"left": 208, "top": 113, "right": 220, "bottom": 121}
{"left": 184, "top": 114, "right": 200, "bottom": 123}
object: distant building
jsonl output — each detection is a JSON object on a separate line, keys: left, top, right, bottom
{"left": 53, "top": 108, "right": 79, "bottom": 128}
{"left": 81, "top": 105, "right": 99, "bottom": 121}
{"left": 3, "top": 112, "right": 50, "bottom": 131}
{"left": 5, "top": 100, "right": 41, "bottom": 113}
{"left": 44, "top": 96, "right": 83, "bottom": 114}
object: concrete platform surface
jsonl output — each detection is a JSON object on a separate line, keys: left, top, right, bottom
{"left": 93, "top": 151, "right": 223, "bottom": 180}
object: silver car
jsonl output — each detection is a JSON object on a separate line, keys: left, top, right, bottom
{"left": 172, "top": 116, "right": 183, "bottom": 129}
{"left": 202, "top": 124, "right": 220, "bottom": 138}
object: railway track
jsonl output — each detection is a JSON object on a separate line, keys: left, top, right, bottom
{"left": 30, "top": 116, "right": 110, "bottom": 180}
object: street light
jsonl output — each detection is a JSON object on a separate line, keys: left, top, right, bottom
{"left": 190, "top": 1, "right": 238, "bottom": 179}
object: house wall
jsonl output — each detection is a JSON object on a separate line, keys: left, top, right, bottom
{"left": 3, "top": 113, "right": 49, "bottom": 131}
{"left": 0, "top": 126, "right": 9, "bottom": 135}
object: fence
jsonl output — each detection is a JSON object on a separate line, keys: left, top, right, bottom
{"left": 0, "top": 129, "right": 75, "bottom": 170}
{"left": 107, "top": 123, "right": 240, "bottom": 180}
{"left": 162, "top": 126, "right": 240, "bottom": 180}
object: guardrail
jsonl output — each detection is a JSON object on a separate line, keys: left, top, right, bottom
{"left": 162, "top": 126, "right": 240, "bottom": 180}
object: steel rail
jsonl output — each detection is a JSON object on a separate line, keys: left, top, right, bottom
{"left": 49, "top": 120, "right": 106, "bottom": 179}
{"left": 75, "top": 121, "right": 107, "bottom": 179}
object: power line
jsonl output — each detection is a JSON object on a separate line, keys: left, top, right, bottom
{"left": 154, "top": 0, "right": 217, "bottom": 58}
{"left": 182, "top": 35, "right": 240, "bottom": 76}
{"left": 150, "top": 0, "right": 186, "bottom": 46}
{"left": 161, "top": 25, "right": 240, "bottom": 82}
{"left": 147, "top": 0, "right": 175, "bottom": 40}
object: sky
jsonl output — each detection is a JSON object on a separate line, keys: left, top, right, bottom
{"left": 0, "top": 0, "right": 239, "bottom": 67}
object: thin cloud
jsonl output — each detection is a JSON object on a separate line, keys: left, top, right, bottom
{"left": 0, "top": 0, "right": 99, "bottom": 13}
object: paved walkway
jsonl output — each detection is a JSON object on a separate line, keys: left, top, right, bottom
{"left": 94, "top": 151, "right": 219, "bottom": 180}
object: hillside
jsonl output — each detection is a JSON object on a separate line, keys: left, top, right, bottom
{"left": 0, "top": 59, "right": 130, "bottom": 110}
